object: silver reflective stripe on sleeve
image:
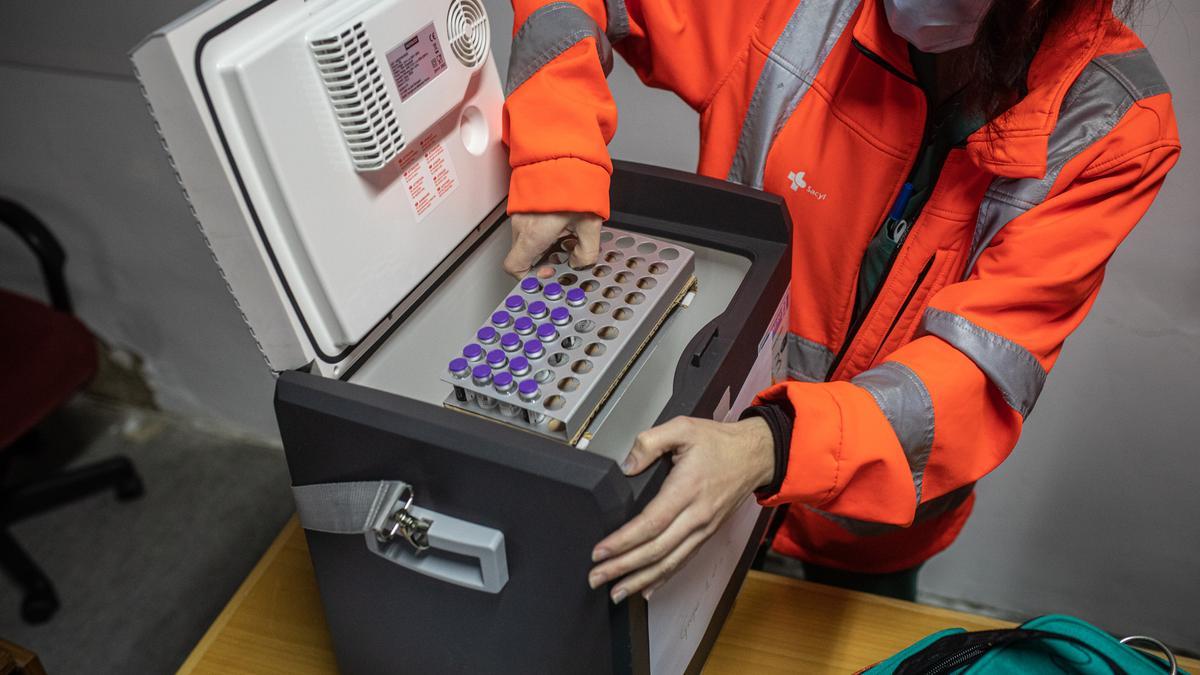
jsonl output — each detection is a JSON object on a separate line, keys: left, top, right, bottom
{"left": 964, "top": 48, "right": 1170, "bottom": 277}
{"left": 604, "top": 0, "right": 630, "bottom": 43}
{"left": 787, "top": 333, "right": 834, "bottom": 382}
{"left": 726, "top": 0, "right": 860, "bottom": 188}
{"left": 851, "top": 361, "right": 934, "bottom": 503}
{"left": 806, "top": 484, "right": 973, "bottom": 537}
{"left": 921, "top": 307, "right": 1046, "bottom": 419}
{"left": 506, "top": 2, "right": 614, "bottom": 97}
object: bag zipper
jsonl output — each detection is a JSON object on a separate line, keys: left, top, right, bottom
{"left": 825, "top": 41, "right": 927, "bottom": 380}
{"left": 923, "top": 644, "right": 990, "bottom": 675}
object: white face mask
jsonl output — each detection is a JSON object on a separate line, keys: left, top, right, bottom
{"left": 882, "top": 0, "right": 996, "bottom": 53}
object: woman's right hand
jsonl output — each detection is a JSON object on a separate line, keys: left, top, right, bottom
{"left": 503, "top": 212, "right": 602, "bottom": 279}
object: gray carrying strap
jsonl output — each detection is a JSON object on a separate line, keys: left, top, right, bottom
{"left": 291, "top": 480, "right": 509, "bottom": 594}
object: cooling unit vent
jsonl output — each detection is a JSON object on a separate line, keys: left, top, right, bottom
{"left": 310, "top": 23, "right": 406, "bottom": 172}
{"left": 447, "top": 0, "right": 489, "bottom": 68}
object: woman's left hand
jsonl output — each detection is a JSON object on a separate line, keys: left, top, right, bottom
{"left": 588, "top": 415, "right": 775, "bottom": 603}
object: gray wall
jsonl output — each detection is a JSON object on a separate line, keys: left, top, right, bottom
{"left": 0, "top": 0, "right": 279, "bottom": 439}
{"left": 0, "top": 0, "right": 1195, "bottom": 652}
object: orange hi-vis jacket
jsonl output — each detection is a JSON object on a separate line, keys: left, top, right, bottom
{"left": 503, "top": 0, "right": 1181, "bottom": 573}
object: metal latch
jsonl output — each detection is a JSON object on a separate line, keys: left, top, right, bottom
{"left": 374, "top": 485, "right": 433, "bottom": 552}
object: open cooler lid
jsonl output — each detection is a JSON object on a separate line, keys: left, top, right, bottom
{"left": 133, "top": 0, "right": 510, "bottom": 376}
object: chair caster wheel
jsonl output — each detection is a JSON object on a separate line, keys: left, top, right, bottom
{"left": 116, "top": 473, "right": 145, "bottom": 501}
{"left": 21, "top": 586, "right": 59, "bottom": 624}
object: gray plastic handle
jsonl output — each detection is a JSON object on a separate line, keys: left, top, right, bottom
{"left": 365, "top": 505, "right": 509, "bottom": 593}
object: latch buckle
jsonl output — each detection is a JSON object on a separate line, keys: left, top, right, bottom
{"left": 374, "top": 485, "right": 433, "bottom": 552}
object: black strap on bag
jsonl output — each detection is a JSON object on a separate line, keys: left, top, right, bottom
{"left": 894, "top": 628, "right": 1130, "bottom": 675}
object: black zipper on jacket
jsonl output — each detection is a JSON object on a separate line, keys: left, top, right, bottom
{"left": 825, "top": 40, "right": 926, "bottom": 380}
{"left": 865, "top": 254, "right": 935, "bottom": 367}
{"left": 852, "top": 38, "right": 920, "bottom": 87}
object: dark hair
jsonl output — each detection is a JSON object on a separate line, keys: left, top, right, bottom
{"left": 951, "top": 0, "right": 1147, "bottom": 124}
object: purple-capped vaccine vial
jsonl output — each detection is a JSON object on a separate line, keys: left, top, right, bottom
{"left": 514, "top": 316, "right": 535, "bottom": 335}
{"left": 518, "top": 379, "right": 541, "bottom": 402}
{"left": 543, "top": 283, "right": 564, "bottom": 301}
{"left": 472, "top": 364, "right": 493, "bottom": 386}
{"left": 449, "top": 358, "right": 470, "bottom": 379}
{"left": 500, "top": 332, "right": 522, "bottom": 352}
{"left": 505, "top": 295, "right": 525, "bottom": 313}
{"left": 537, "top": 323, "right": 558, "bottom": 343}
{"left": 491, "top": 311, "right": 512, "bottom": 328}
{"left": 463, "top": 344, "right": 484, "bottom": 362}
{"left": 520, "top": 277, "right": 541, "bottom": 294}
{"left": 527, "top": 301, "right": 549, "bottom": 319}
{"left": 486, "top": 349, "right": 508, "bottom": 369}
{"left": 493, "top": 371, "right": 515, "bottom": 394}
{"left": 550, "top": 307, "right": 571, "bottom": 326}
{"left": 476, "top": 326, "right": 498, "bottom": 344}
{"left": 509, "top": 356, "right": 531, "bottom": 376}
{"left": 566, "top": 287, "right": 587, "bottom": 306}
{"left": 524, "top": 340, "right": 545, "bottom": 359}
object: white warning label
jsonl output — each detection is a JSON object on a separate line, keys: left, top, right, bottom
{"left": 401, "top": 136, "right": 458, "bottom": 221}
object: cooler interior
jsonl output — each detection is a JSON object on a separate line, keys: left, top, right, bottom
{"left": 349, "top": 216, "right": 751, "bottom": 464}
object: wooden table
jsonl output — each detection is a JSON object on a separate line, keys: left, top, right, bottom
{"left": 180, "top": 517, "right": 1197, "bottom": 674}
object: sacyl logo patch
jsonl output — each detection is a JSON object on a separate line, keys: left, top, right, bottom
{"left": 787, "top": 170, "right": 807, "bottom": 191}
{"left": 786, "top": 169, "right": 828, "bottom": 201}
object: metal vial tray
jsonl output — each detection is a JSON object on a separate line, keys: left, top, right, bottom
{"left": 441, "top": 228, "right": 696, "bottom": 443}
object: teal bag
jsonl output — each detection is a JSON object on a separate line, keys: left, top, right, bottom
{"left": 861, "top": 614, "right": 1185, "bottom": 674}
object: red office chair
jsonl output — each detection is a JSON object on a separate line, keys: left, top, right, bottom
{"left": 0, "top": 198, "right": 144, "bottom": 624}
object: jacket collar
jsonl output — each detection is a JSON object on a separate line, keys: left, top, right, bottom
{"left": 852, "top": 0, "right": 1111, "bottom": 179}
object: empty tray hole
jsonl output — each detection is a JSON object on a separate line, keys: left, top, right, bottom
{"left": 547, "top": 252, "right": 568, "bottom": 265}
{"left": 548, "top": 352, "right": 569, "bottom": 367}
{"left": 602, "top": 286, "right": 621, "bottom": 299}
{"left": 604, "top": 251, "right": 624, "bottom": 263}
{"left": 599, "top": 231, "right": 614, "bottom": 242}
{"left": 614, "top": 271, "right": 633, "bottom": 283}
{"left": 557, "top": 377, "right": 580, "bottom": 392}
{"left": 534, "top": 368, "right": 555, "bottom": 383}
{"left": 625, "top": 292, "right": 645, "bottom": 305}
{"left": 615, "top": 236, "right": 635, "bottom": 249}
{"left": 592, "top": 265, "right": 611, "bottom": 278}
{"left": 625, "top": 257, "right": 644, "bottom": 269}
{"left": 649, "top": 262, "right": 668, "bottom": 275}
{"left": 613, "top": 307, "right": 633, "bottom": 321}
{"left": 571, "top": 360, "right": 594, "bottom": 374}
{"left": 561, "top": 238, "right": 577, "bottom": 251}
{"left": 561, "top": 336, "right": 582, "bottom": 349}
{"left": 574, "top": 319, "right": 596, "bottom": 333}
{"left": 637, "top": 242, "right": 657, "bottom": 254}
{"left": 598, "top": 326, "right": 619, "bottom": 340}
{"left": 636, "top": 277, "right": 657, "bottom": 290}
{"left": 544, "top": 395, "right": 566, "bottom": 411}
{"left": 580, "top": 280, "right": 600, "bottom": 292}
{"left": 659, "top": 247, "right": 680, "bottom": 260}
{"left": 590, "top": 301, "right": 610, "bottom": 314}
{"left": 558, "top": 273, "right": 578, "bottom": 286}
{"left": 585, "top": 342, "right": 606, "bottom": 356}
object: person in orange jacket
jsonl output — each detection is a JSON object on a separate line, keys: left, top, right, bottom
{"left": 502, "top": 0, "right": 1180, "bottom": 604}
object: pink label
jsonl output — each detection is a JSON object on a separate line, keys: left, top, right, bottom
{"left": 401, "top": 136, "right": 458, "bottom": 221}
